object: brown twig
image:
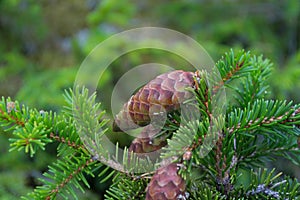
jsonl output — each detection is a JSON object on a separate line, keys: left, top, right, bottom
{"left": 0, "top": 107, "right": 25, "bottom": 127}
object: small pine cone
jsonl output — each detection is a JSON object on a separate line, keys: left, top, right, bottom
{"left": 113, "top": 70, "right": 196, "bottom": 131}
{"left": 146, "top": 163, "right": 186, "bottom": 200}
{"left": 128, "top": 125, "right": 167, "bottom": 154}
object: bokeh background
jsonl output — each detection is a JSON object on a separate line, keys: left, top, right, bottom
{"left": 0, "top": 0, "right": 299, "bottom": 199}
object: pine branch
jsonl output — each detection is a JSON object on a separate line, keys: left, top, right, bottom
{"left": 213, "top": 50, "right": 273, "bottom": 112}
{"left": 24, "top": 154, "right": 99, "bottom": 200}
{"left": 227, "top": 100, "right": 300, "bottom": 135}
{"left": 104, "top": 172, "right": 148, "bottom": 200}
{"left": 0, "top": 97, "right": 26, "bottom": 129}
{"left": 1, "top": 50, "right": 299, "bottom": 199}
{"left": 0, "top": 90, "right": 110, "bottom": 198}
{"left": 214, "top": 49, "right": 252, "bottom": 88}
{"left": 160, "top": 119, "right": 201, "bottom": 160}
{"left": 232, "top": 55, "right": 272, "bottom": 107}
{"left": 49, "top": 132, "right": 84, "bottom": 150}
{"left": 236, "top": 168, "right": 300, "bottom": 199}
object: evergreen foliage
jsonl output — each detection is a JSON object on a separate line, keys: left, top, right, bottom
{"left": 0, "top": 50, "right": 299, "bottom": 199}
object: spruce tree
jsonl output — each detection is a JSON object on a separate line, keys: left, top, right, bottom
{"left": 0, "top": 50, "right": 299, "bottom": 199}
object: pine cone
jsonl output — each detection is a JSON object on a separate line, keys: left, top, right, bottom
{"left": 113, "top": 70, "right": 195, "bottom": 131}
{"left": 146, "top": 163, "right": 186, "bottom": 200}
{"left": 128, "top": 125, "right": 167, "bottom": 158}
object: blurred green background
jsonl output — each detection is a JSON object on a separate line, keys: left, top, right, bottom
{"left": 0, "top": 0, "right": 299, "bottom": 199}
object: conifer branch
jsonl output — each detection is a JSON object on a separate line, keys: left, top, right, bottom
{"left": 25, "top": 154, "right": 99, "bottom": 200}
{"left": 239, "top": 146, "right": 300, "bottom": 164}
{"left": 45, "top": 158, "right": 95, "bottom": 200}
{"left": 0, "top": 98, "right": 26, "bottom": 127}
{"left": 0, "top": 108, "right": 25, "bottom": 127}
{"left": 0, "top": 49, "right": 299, "bottom": 199}
{"left": 227, "top": 100, "right": 300, "bottom": 135}
{"left": 49, "top": 132, "right": 85, "bottom": 150}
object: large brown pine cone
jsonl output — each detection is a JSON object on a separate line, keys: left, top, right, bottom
{"left": 113, "top": 70, "right": 196, "bottom": 132}
{"left": 146, "top": 163, "right": 186, "bottom": 200}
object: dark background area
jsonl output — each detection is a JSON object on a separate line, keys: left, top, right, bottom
{"left": 0, "top": 0, "right": 299, "bottom": 199}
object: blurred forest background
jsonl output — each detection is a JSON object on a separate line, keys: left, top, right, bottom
{"left": 0, "top": 0, "right": 299, "bottom": 199}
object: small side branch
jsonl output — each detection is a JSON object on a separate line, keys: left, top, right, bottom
{"left": 46, "top": 158, "right": 94, "bottom": 200}
{"left": 0, "top": 107, "right": 25, "bottom": 127}
{"left": 49, "top": 132, "right": 85, "bottom": 150}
